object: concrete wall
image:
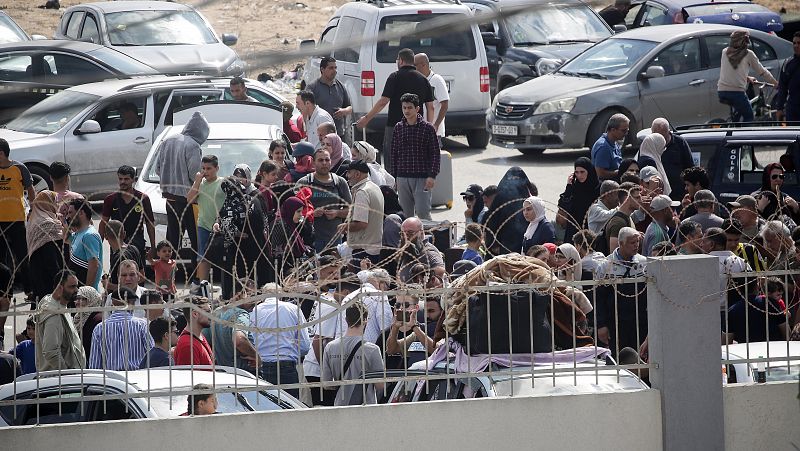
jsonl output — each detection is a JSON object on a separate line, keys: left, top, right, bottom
{"left": 1, "top": 390, "right": 663, "bottom": 451}
{"left": 724, "top": 381, "right": 800, "bottom": 451}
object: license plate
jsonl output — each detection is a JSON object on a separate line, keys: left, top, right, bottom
{"left": 492, "top": 125, "right": 517, "bottom": 135}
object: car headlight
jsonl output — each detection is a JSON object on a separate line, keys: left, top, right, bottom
{"left": 225, "top": 59, "right": 245, "bottom": 75}
{"left": 535, "top": 58, "right": 562, "bottom": 76}
{"left": 534, "top": 97, "right": 577, "bottom": 115}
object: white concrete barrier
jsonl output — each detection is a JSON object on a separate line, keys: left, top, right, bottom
{"left": 1, "top": 390, "right": 663, "bottom": 451}
{"left": 724, "top": 381, "right": 800, "bottom": 451}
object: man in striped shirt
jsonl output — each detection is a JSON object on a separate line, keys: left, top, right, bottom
{"left": 89, "top": 287, "right": 153, "bottom": 371}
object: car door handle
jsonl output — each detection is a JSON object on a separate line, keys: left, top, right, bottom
{"left": 688, "top": 79, "right": 706, "bottom": 86}
{"left": 134, "top": 137, "right": 149, "bottom": 144}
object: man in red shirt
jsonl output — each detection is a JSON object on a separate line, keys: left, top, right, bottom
{"left": 174, "top": 296, "right": 213, "bottom": 366}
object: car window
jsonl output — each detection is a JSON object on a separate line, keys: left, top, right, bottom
{"left": 0, "top": 15, "right": 29, "bottom": 43}
{"left": 504, "top": 3, "right": 610, "bottom": 46}
{"left": 705, "top": 35, "right": 729, "bottom": 69}
{"left": 642, "top": 3, "right": 670, "bottom": 26}
{"left": 91, "top": 398, "right": 138, "bottom": 421}
{"left": 333, "top": 16, "right": 366, "bottom": 63}
{"left": 22, "top": 390, "right": 88, "bottom": 425}
{"left": 163, "top": 92, "right": 221, "bottom": 125}
{"left": 145, "top": 138, "right": 271, "bottom": 182}
{"left": 0, "top": 52, "right": 32, "bottom": 80}
{"left": 65, "top": 11, "right": 85, "bottom": 39}
{"left": 625, "top": 3, "right": 643, "bottom": 27}
{"left": 45, "top": 53, "right": 111, "bottom": 84}
{"left": 377, "top": 14, "right": 477, "bottom": 63}
{"left": 472, "top": 6, "right": 498, "bottom": 35}
{"left": 87, "top": 96, "right": 147, "bottom": 132}
{"left": 81, "top": 14, "right": 100, "bottom": 43}
{"left": 751, "top": 38, "right": 776, "bottom": 62}
{"left": 318, "top": 19, "right": 338, "bottom": 54}
{"left": 223, "top": 87, "right": 280, "bottom": 106}
{"left": 5, "top": 90, "right": 100, "bottom": 134}
{"left": 105, "top": 11, "right": 217, "bottom": 46}
{"left": 647, "top": 38, "right": 701, "bottom": 75}
{"left": 559, "top": 38, "right": 658, "bottom": 79}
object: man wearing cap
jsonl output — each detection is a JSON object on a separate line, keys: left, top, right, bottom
{"left": 681, "top": 189, "right": 723, "bottom": 232}
{"left": 639, "top": 166, "right": 663, "bottom": 196}
{"left": 729, "top": 194, "right": 765, "bottom": 242}
{"left": 339, "top": 160, "right": 385, "bottom": 266}
{"left": 642, "top": 195, "right": 675, "bottom": 256}
{"left": 722, "top": 218, "right": 766, "bottom": 271}
{"left": 89, "top": 287, "right": 153, "bottom": 371}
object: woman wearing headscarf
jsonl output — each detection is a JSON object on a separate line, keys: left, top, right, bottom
{"left": 554, "top": 243, "right": 584, "bottom": 281}
{"left": 284, "top": 142, "right": 315, "bottom": 184}
{"left": 352, "top": 140, "right": 395, "bottom": 187}
{"left": 269, "top": 196, "right": 313, "bottom": 279}
{"left": 26, "top": 190, "right": 66, "bottom": 304}
{"left": 557, "top": 157, "right": 600, "bottom": 244}
{"left": 616, "top": 158, "right": 640, "bottom": 182}
{"left": 637, "top": 133, "right": 672, "bottom": 196}
{"left": 521, "top": 196, "right": 555, "bottom": 254}
{"left": 322, "top": 133, "right": 349, "bottom": 177}
{"left": 717, "top": 30, "right": 777, "bottom": 123}
{"left": 484, "top": 167, "right": 538, "bottom": 256}
{"left": 754, "top": 162, "right": 800, "bottom": 225}
{"left": 73, "top": 286, "right": 103, "bottom": 360}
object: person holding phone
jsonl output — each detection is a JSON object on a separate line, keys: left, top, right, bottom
{"left": 377, "top": 291, "right": 436, "bottom": 370}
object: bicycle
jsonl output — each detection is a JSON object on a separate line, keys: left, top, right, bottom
{"left": 719, "top": 79, "right": 777, "bottom": 124}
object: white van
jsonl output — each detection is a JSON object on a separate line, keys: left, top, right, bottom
{"left": 302, "top": 0, "right": 491, "bottom": 148}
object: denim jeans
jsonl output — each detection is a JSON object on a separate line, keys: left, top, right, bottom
{"left": 261, "top": 361, "right": 299, "bottom": 399}
{"left": 718, "top": 91, "right": 754, "bottom": 122}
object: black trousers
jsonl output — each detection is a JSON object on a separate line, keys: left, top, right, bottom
{"left": 29, "top": 240, "right": 64, "bottom": 302}
{"left": 0, "top": 221, "right": 29, "bottom": 295}
{"left": 165, "top": 196, "right": 198, "bottom": 263}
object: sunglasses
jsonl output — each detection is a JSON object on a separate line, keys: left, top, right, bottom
{"left": 771, "top": 174, "right": 785, "bottom": 180}
{"left": 396, "top": 302, "right": 416, "bottom": 309}
{"left": 462, "top": 195, "right": 475, "bottom": 201}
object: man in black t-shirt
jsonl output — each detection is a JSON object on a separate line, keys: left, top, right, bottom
{"left": 99, "top": 165, "right": 155, "bottom": 258}
{"left": 376, "top": 292, "right": 436, "bottom": 369}
{"left": 355, "top": 48, "right": 434, "bottom": 173}
{"left": 105, "top": 220, "right": 142, "bottom": 292}
{"left": 598, "top": 0, "right": 631, "bottom": 27}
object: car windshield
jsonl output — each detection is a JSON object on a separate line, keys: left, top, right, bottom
{"left": 684, "top": 3, "right": 769, "bottom": 16}
{"left": 4, "top": 91, "right": 99, "bottom": 134}
{"left": 87, "top": 47, "right": 157, "bottom": 75}
{"left": 105, "top": 10, "right": 217, "bottom": 46}
{"left": 0, "top": 15, "right": 28, "bottom": 43}
{"left": 504, "top": 3, "right": 611, "bottom": 45}
{"left": 146, "top": 389, "right": 284, "bottom": 416}
{"left": 376, "top": 14, "right": 476, "bottom": 63}
{"left": 558, "top": 38, "right": 658, "bottom": 79}
{"left": 145, "top": 138, "right": 271, "bottom": 182}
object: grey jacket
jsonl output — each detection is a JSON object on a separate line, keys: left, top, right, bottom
{"left": 155, "top": 112, "right": 209, "bottom": 198}
{"left": 35, "top": 295, "right": 86, "bottom": 371}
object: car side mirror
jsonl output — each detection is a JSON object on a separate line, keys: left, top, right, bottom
{"left": 480, "top": 31, "right": 501, "bottom": 46}
{"left": 222, "top": 33, "right": 238, "bottom": 46}
{"left": 299, "top": 39, "right": 316, "bottom": 50}
{"left": 75, "top": 120, "right": 101, "bottom": 135}
{"left": 641, "top": 66, "right": 665, "bottom": 79}
{"left": 613, "top": 24, "right": 627, "bottom": 34}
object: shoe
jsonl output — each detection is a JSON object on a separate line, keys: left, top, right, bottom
{"left": 189, "top": 280, "right": 210, "bottom": 298}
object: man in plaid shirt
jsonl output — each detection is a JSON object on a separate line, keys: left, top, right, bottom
{"left": 391, "top": 93, "right": 440, "bottom": 220}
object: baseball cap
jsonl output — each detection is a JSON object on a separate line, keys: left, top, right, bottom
{"left": 650, "top": 194, "right": 672, "bottom": 211}
{"left": 639, "top": 166, "right": 659, "bottom": 182}
{"left": 694, "top": 189, "right": 716, "bottom": 202}
{"left": 292, "top": 141, "right": 315, "bottom": 158}
{"left": 451, "top": 260, "right": 478, "bottom": 277}
{"left": 460, "top": 184, "right": 483, "bottom": 197}
{"left": 727, "top": 194, "right": 756, "bottom": 210}
{"left": 344, "top": 159, "right": 370, "bottom": 173}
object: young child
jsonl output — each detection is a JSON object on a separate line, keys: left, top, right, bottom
{"left": 152, "top": 240, "right": 177, "bottom": 299}
{"left": 462, "top": 223, "right": 484, "bottom": 265}
{"left": 188, "top": 154, "right": 225, "bottom": 283}
{"left": 11, "top": 317, "right": 36, "bottom": 374}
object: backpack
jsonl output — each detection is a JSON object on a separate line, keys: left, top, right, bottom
{"left": 593, "top": 210, "right": 629, "bottom": 255}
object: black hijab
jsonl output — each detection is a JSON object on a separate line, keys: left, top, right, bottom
{"left": 560, "top": 157, "right": 600, "bottom": 224}
{"left": 484, "top": 167, "right": 537, "bottom": 256}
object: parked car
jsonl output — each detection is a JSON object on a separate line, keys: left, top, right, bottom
{"left": 466, "top": 0, "right": 613, "bottom": 99}
{"left": 0, "top": 11, "right": 45, "bottom": 44}
{"left": 301, "top": 0, "right": 491, "bottom": 148}
{"left": 378, "top": 357, "right": 648, "bottom": 404}
{"left": 624, "top": 0, "right": 783, "bottom": 34}
{"left": 54, "top": 1, "right": 244, "bottom": 76}
{"left": 0, "top": 76, "right": 286, "bottom": 197}
{"left": 0, "top": 366, "right": 306, "bottom": 426}
{"left": 722, "top": 341, "right": 800, "bottom": 384}
{"left": 135, "top": 101, "right": 288, "bottom": 254}
{"left": 669, "top": 122, "right": 800, "bottom": 204}
{"left": 0, "top": 40, "right": 158, "bottom": 124}
{"left": 486, "top": 24, "right": 793, "bottom": 155}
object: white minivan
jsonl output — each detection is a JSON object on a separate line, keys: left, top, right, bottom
{"left": 302, "top": 0, "right": 491, "bottom": 148}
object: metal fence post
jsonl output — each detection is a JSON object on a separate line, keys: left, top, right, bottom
{"left": 646, "top": 255, "right": 724, "bottom": 451}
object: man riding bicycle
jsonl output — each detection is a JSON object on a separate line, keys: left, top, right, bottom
{"left": 717, "top": 30, "right": 778, "bottom": 123}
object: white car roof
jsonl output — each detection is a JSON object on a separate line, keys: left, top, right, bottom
{"left": 161, "top": 122, "right": 283, "bottom": 141}
{"left": 722, "top": 341, "right": 800, "bottom": 360}
{"left": 65, "top": 75, "right": 278, "bottom": 99}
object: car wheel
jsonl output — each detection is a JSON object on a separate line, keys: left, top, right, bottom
{"left": 518, "top": 148, "right": 545, "bottom": 156}
{"left": 465, "top": 129, "right": 489, "bottom": 149}
{"left": 27, "top": 165, "right": 52, "bottom": 192}
{"left": 587, "top": 109, "right": 633, "bottom": 148}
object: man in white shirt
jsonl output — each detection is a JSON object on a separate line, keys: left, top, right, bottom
{"left": 704, "top": 227, "right": 751, "bottom": 311}
{"left": 296, "top": 90, "right": 334, "bottom": 148}
{"left": 414, "top": 53, "right": 449, "bottom": 143}
{"left": 341, "top": 269, "right": 394, "bottom": 344}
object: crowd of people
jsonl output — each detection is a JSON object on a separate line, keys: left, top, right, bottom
{"left": 2, "top": 45, "right": 800, "bottom": 412}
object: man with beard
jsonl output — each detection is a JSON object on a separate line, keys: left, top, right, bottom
{"left": 35, "top": 270, "right": 86, "bottom": 371}
{"left": 99, "top": 165, "right": 155, "bottom": 259}
{"left": 174, "top": 296, "right": 214, "bottom": 366}
{"left": 397, "top": 217, "right": 445, "bottom": 283}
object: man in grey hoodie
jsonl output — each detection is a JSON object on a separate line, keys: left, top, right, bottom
{"left": 35, "top": 270, "right": 86, "bottom": 371}
{"left": 155, "top": 112, "right": 209, "bottom": 266}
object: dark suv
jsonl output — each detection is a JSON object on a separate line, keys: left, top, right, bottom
{"left": 466, "top": 0, "right": 613, "bottom": 98}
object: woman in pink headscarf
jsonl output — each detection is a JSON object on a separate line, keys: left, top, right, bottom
{"left": 322, "top": 133, "right": 349, "bottom": 176}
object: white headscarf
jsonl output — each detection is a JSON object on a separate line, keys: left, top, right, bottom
{"left": 638, "top": 133, "right": 672, "bottom": 196}
{"left": 557, "top": 243, "right": 583, "bottom": 281}
{"left": 523, "top": 196, "right": 547, "bottom": 240}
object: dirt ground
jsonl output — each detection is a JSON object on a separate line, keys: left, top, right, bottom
{"left": 1, "top": 0, "right": 796, "bottom": 78}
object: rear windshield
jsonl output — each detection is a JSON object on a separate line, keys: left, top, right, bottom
{"left": 376, "top": 14, "right": 477, "bottom": 63}
{"left": 684, "top": 3, "right": 769, "bottom": 16}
